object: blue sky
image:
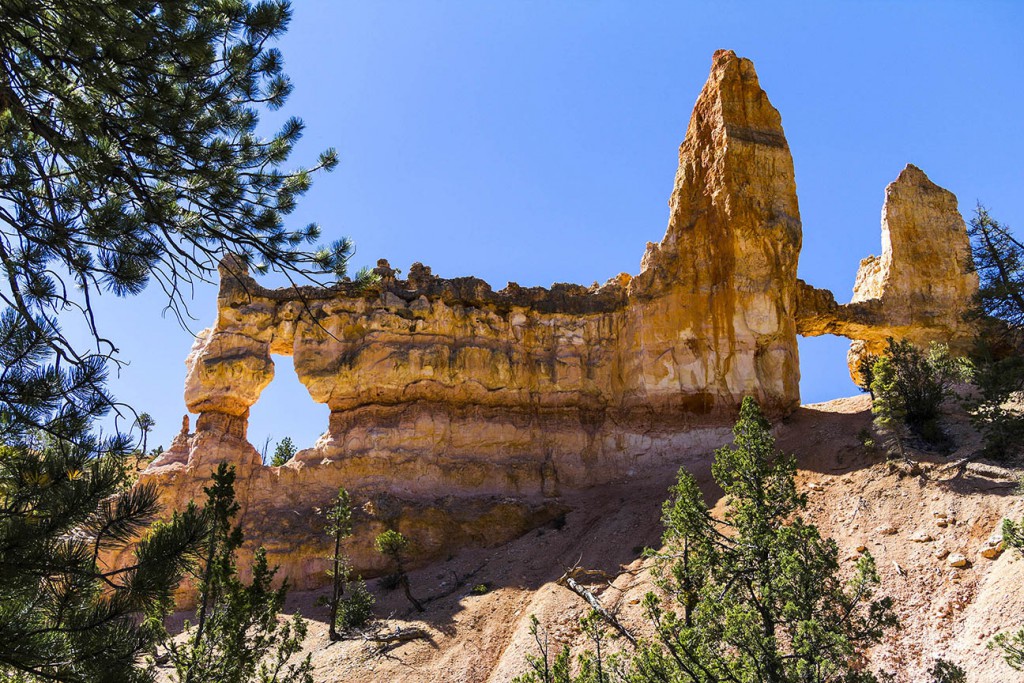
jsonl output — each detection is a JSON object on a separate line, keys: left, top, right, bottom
{"left": 85, "top": 1, "right": 1024, "bottom": 454}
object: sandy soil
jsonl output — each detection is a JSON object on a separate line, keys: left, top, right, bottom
{"left": 156, "top": 395, "right": 1024, "bottom": 682}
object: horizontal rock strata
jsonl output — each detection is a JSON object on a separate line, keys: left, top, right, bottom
{"left": 138, "top": 50, "right": 979, "bottom": 588}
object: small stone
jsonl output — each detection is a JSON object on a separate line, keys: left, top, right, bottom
{"left": 934, "top": 547, "right": 950, "bottom": 560}
{"left": 980, "top": 535, "right": 1005, "bottom": 560}
{"left": 806, "top": 481, "right": 823, "bottom": 491}
{"left": 910, "top": 531, "right": 934, "bottom": 543}
{"left": 855, "top": 544, "right": 868, "bottom": 553}
{"left": 948, "top": 553, "right": 970, "bottom": 568}
{"left": 876, "top": 526, "right": 898, "bottom": 536}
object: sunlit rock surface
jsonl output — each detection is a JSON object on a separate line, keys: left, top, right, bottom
{"left": 796, "top": 163, "right": 978, "bottom": 381}
{"left": 135, "top": 51, "right": 978, "bottom": 589}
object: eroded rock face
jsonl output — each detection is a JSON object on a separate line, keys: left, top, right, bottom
{"left": 174, "top": 51, "right": 802, "bottom": 496}
{"left": 628, "top": 49, "right": 802, "bottom": 416}
{"left": 796, "top": 164, "right": 978, "bottom": 381}
{"left": 137, "top": 50, "right": 979, "bottom": 590}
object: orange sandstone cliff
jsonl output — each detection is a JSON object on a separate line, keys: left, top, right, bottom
{"left": 135, "top": 50, "right": 979, "bottom": 589}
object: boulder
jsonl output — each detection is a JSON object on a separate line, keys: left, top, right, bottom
{"left": 948, "top": 553, "right": 970, "bottom": 568}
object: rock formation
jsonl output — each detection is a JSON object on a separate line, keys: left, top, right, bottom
{"left": 135, "top": 50, "right": 979, "bottom": 590}
{"left": 629, "top": 50, "right": 802, "bottom": 416}
{"left": 796, "top": 163, "right": 979, "bottom": 380}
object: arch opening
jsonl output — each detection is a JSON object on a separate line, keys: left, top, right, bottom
{"left": 248, "top": 354, "right": 330, "bottom": 464}
{"left": 797, "top": 335, "right": 861, "bottom": 405}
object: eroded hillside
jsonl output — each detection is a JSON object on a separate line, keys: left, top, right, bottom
{"left": 156, "top": 395, "right": 1024, "bottom": 682}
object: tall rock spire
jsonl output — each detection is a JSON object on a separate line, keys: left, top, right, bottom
{"left": 627, "top": 49, "right": 802, "bottom": 415}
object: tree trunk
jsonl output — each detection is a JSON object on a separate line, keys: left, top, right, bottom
{"left": 329, "top": 528, "right": 343, "bottom": 641}
{"left": 400, "top": 574, "right": 424, "bottom": 613}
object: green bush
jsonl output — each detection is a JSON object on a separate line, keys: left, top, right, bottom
{"left": 336, "top": 576, "right": 375, "bottom": 630}
{"left": 962, "top": 334, "right": 1024, "bottom": 460}
{"left": 928, "top": 659, "right": 966, "bottom": 683}
{"left": 870, "top": 339, "right": 960, "bottom": 449}
{"left": 990, "top": 514, "right": 1024, "bottom": 671}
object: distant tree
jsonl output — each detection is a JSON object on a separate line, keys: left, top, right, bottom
{"left": 271, "top": 436, "right": 298, "bottom": 467}
{"left": 374, "top": 530, "right": 423, "bottom": 613}
{"left": 136, "top": 412, "right": 156, "bottom": 455}
{"left": 164, "top": 464, "right": 312, "bottom": 683}
{"left": 319, "top": 487, "right": 374, "bottom": 639}
{"left": 631, "top": 397, "right": 897, "bottom": 683}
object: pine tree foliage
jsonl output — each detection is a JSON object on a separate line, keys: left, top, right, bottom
{"left": 927, "top": 659, "right": 966, "bottom": 683}
{"left": 632, "top": 397, "right": 897, "bottom": 683}
{"left": 514, "top": 615, "right": 573, "bottom": 683}
{"left": 374, "top": 529, "right": 424, "bottom": 613}
{"left": 164, "top": 463, "right": 313, "bottom": 683}
{"left": 270, "top": 436, "right": 296, "bottom": 467}
{"left": 0, "top": 310, "right": 207, "bottom": 682}
{"left": 0, "top": 0, "right": 350, "bottom": 357}
{"left": 869, "top": 353, "right": 912, "bottom": 460}
{"left": 990, "top": 512, "right": 1024, "bottom": 672}
{"left": 513, "top": 613, "right": 615, "bottom": 683}
{"left": 0, "top": 436, "right": 207, "bottom": 682}
{"left": 319, "top": 487, "right": 374, "bottom": 638}
{"left": 961, "top": 335, "right": 1024, "bottom": 460}
{"left": 969, "top": 205, "right": 1024, "bottom": 328}
{"left": 869, "top": 339, "right": 959, "bottom": 448}
{"left": 963, "top": 206, "right": 1024, "bottom": 459}
{"left": 0, "top": 0, "right": 355, "bottom": 444}
{"left": 0, "top": 3, "right": 349, "bottom": 677}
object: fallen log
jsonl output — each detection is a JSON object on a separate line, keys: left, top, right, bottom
{"left": 363, "top": 626, "right": 429, "bottom": 645}
{"left": 557, "top": 570, "right": 637, "bottom": 648}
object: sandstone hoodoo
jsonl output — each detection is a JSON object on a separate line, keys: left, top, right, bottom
{"left": 140, "top": 50, "right": 979, "bottom": 587}
{"left": 796, "top": 163, "right": 979, "bottom": 379}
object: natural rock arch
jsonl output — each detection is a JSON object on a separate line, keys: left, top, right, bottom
{"left": 142, "top": 50, "right": 978, "bottom": 587}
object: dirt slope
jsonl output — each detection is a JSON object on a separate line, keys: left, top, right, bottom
{"left": 159, "top": 395, "right": 1024, "bottom": 682}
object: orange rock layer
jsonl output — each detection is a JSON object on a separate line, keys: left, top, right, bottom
{"left": 138, "top": 50, "right": 978, "bottom": 589}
